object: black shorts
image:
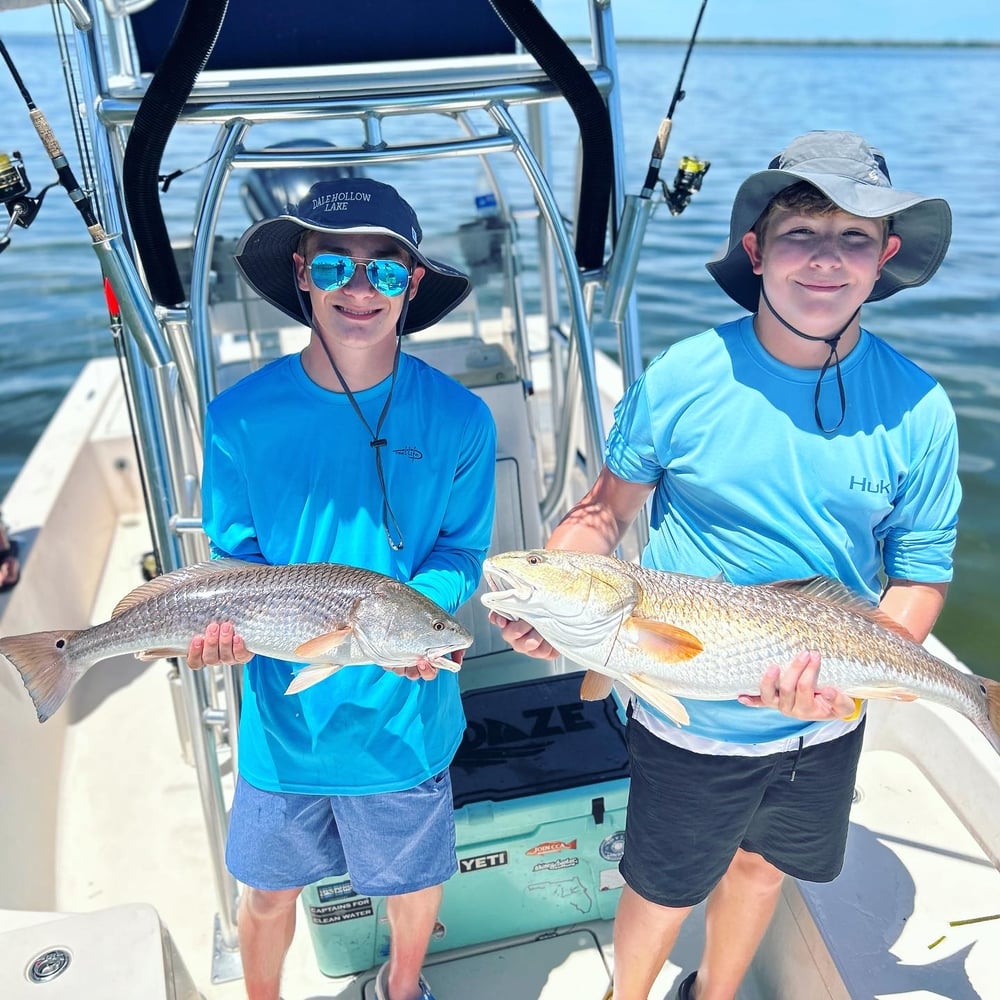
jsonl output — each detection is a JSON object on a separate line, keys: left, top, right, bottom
{"left": 620, "top": 716, "right": 865, "bottom": 908}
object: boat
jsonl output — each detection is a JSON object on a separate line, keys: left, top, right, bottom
{"left": 1, "top": 2, "right": 998, "bottom": 998}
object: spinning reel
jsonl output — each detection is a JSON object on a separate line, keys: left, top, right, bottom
{"left": 0, "top": 149, "right": 56, "bottom": 254}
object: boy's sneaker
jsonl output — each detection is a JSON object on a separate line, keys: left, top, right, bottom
{"left": 373, "top": 961, "right": 437, "bottom": 1000}
{"left": 675, "top": 971, "right": 697, "bottom": 1000}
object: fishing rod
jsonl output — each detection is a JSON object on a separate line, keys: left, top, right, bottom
{"left": 594, "top": 0, "right": 712, "bottom": 479}
{"left": 639, "top": 0, "right": 710, "bottom": 214}
{"left": 0, "top": 30, "right": 169, "bottom": 370}
{"left": 0, "top": 33, "right": 108, "bottom": 251}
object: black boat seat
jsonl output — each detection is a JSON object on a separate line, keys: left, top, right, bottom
{"left": 128, "top": 0, "right": 517, "bottom": 75}
{"left": 97, "top": 1, "right": 607, "bottom": 115}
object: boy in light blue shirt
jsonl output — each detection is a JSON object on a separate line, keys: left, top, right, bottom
{"left": 491, "top": 131, "right": 959, "bottom": 1000}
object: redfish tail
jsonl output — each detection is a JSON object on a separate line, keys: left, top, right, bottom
{"left": 976, "top": 675, "right": 1000, "bottom": 756}
{"left": 0, "top": 629, "right": 83, "bottom": 723}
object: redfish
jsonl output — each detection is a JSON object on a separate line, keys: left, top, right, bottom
{"left": 481, "top": 549, "right": 1000, "bottom": 754}
{"left": 1, "top": 558, "right": 471, "bottom": 722}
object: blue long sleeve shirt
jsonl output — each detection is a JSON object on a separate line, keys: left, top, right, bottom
{"left": 202, "top": 351, "right": 497, "bottom": 793}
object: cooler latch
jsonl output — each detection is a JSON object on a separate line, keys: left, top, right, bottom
{"left": 591, "top": 796, "right": 606, "bottom": 825}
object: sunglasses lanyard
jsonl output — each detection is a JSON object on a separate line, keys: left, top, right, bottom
{"left": 759, "top": 284, "right": 860, "bottom": 434}
{"left": 316, "top": 332, "right": 405, "bottom": 551}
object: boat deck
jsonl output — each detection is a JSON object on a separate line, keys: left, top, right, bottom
{"left": 793, "top": 741, "right": 1000, "bottom": 999}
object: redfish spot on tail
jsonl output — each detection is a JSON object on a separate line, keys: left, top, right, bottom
{"left": 0, "top": 628, "right": 83, "bottom": 723}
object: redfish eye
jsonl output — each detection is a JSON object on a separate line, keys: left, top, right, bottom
{"left": 432, "top": 620, "right": 445, "bottom": 632}
{"left": 527, "top": 554, "right": 541, "bottom": 565}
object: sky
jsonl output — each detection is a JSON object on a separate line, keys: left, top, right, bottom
{"left": 1, "top": 0, "right": 998, "bottom": 42}
{"left": 545, "top": 0, "right": 1000, "bottom": 43}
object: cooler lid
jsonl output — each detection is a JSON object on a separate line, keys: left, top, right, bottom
{"left": 451, "top": 672, "right": 629, "bottom": 809}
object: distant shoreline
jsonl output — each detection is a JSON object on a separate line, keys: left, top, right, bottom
{"left": 7, "top": 30, "right": 999, "bottom": 49}
{"left": 611, "top": 37, "right": 1000, "bottom": 48}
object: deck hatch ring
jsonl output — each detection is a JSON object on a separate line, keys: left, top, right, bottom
{"left": 26, "top": 947, "right": 72, "bottom": 983}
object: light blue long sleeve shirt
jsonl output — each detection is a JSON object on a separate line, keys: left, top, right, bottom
{"left": 606, "top": 316, "right": 961, "bottom": 746}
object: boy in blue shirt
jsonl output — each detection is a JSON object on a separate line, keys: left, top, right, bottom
{"left": 187, "top": 178, "right": 496, "bottom": 1000}
{"left": 491, "top": 131, "right": 959, "bottom": 1000}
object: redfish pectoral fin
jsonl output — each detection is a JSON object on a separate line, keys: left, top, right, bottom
{"left": 580, "top": 669, "right": 614, "bottom": 701}
{"left": 284, "top": 663, "right": 345, "bottom": 695}
{"left": 626, "top": 616, "right": 704, "bottom": 661}
{"left": 623, "top": 672, "right": 690, "bottom": 726}
{"left": 136, "top": 646, "right": 190, "bottom": 661}
{"left": 293, "top": 627, "right": 352, "bottom": 659}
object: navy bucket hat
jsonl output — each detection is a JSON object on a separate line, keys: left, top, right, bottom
{"left": 234, "top": 178, "right": 471, "bottom": 334}
{"left": 706, "top": 131, "right": 952, "bottom": 312}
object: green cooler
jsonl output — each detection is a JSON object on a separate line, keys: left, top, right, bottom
{"left": 303, "top": 671, "right": 630, "bottom": 976}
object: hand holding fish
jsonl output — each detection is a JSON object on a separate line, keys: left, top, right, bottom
{"left": 386, "top": 647, "right": 466, "bottom": 681}
{"left": 487, "top": 610, "right": 558, "bottom": 660}
{"left": 186, "top": 621, "right": 252, "bottom": 669}
{"left": 738, "top": 651, "right": 858, "bottom": 720}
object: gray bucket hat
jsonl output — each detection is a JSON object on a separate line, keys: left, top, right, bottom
{"left": 234, "top": 177, "right": 471, "bottom": 334}
{"left": 706, "top": 131, "right": 952, "bottom": 311}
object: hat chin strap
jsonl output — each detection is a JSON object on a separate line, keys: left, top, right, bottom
{"left": 295, "top": 265, "right": 409, "bottom": 550}
{"left": 319, "top": 332, "right": 406, "bottom": 551}
{"left": 759, "top": 283, "right": 860, "bottom": 434}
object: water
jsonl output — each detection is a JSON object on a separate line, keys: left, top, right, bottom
{"left": 0, "top": 34, "right": 997, "bottom": 677}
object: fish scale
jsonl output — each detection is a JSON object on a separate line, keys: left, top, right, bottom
{"left": 628, "top": 568, "right": 940, "bottom": 694}
{"left": 480, "top": 549, "right": 1000, "bottom": 754}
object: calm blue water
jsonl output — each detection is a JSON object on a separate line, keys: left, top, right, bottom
{"left": 0, "top": 34, "right": 997, "bottom": 676}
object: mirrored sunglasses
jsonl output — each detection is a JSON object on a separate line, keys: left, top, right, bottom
{"left": 309, "top": 253, "right": 411, "bottom": 297}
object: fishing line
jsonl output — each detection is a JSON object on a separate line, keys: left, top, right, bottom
{"left": 158, "top": 150, "right": 222, "bottom": 193}
{"left": 759, "top": 283, "right": 859, "bottom": 433}
{"left": 50, "top": 3, "right": 98, "bottom": 215}
{"left": 582, "top": 566, "right": 632, "bottom": 671}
